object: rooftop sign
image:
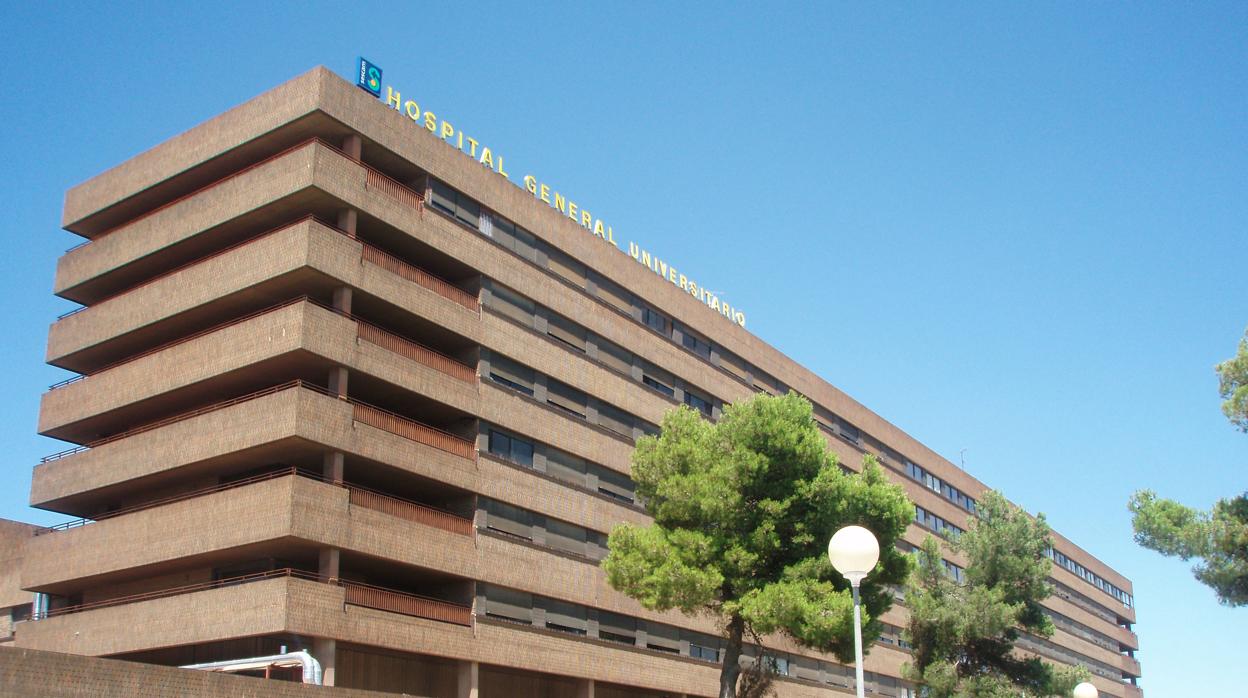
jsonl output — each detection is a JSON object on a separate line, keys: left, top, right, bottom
{"left": 354, "top": 58, "right": 747, "bottom": 329}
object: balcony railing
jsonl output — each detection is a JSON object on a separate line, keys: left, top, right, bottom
{"left": 40, "top": 380, "right": 477, "bottom": 463}
{"left": 34, "top": 568, "right": 472, "bottom": 628}
{"left": 356, "top": 322, "right": 475, "bottom": 382}
{"left": 365, "top": 168, "right": 425, "bottom": 214}
{"left": 34, "top": 467, "right": 312, "bottom": 535}
{"left": 35, "top": 568, "right": 322, "bottom": 619}
{"left": 351, "top": 402, "right": 475, "bottom": 460}
{"left": 361, "top": 245, "right": 479, "bottom": 312}
{"left": 347, "top": 486, "right": 473, "bottom": 536}
{"left": 342, "top": 581, "right": 471, "bottom": 626}
{"left": 55, "top": 214, "right": 351, "bottom": 323}
{"left": 36, "top": 467, "right": 473, "bottom": 545}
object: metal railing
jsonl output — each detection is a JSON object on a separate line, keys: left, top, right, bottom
{"left": 34, "top": 467, "right": 313, "bottom": 535}
{"left": 39, "top": 380, "right": 309, "bottom": 462}
{"left": 347, "top": 486, "right": 473, "bottom": 536}
{"left": 342, "top": 581, "right": 471, "bottom": 626}
{"left": 52, "top": 213, "right": 342, "bottom": 324}
{"left": 365, "top": 168, "right": 425, "bottom": 214}
{"left": 351, "top": 402, "right": 475, "bottom": 459}
{"left": 39, "top": 380, "right": 476, "bottom": 463}
{"left": 35, "top": 567, "right": 471, "bottom": 628}
{"left": 361, "top": 245, "right": 479, "bottom": 311}
{"left": 356, "top": 322, "right": 475, "bottom": 382}
{"left": 35, "top": 568, "right": 322, "bottom": 619}
{"left": 36, "top": 467, "right": 473, "bottom": 541}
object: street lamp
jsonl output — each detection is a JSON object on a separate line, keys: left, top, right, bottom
{"left": 828, "top": 525, "right": 880, "bottom": 698}
{"left": 1073, "top": 682, "right": 1099, "bottom": 698}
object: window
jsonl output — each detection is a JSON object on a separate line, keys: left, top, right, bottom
{"left": 489, "top": 430, "right": 534, "bottom": 467}
{"left": 488, "top": 355, "right": 536, "bottom": 396}
{"left": 837, "top": 419, "right": 861, "bottom": 445}
{"left": 690, "top": 644, "right": 720, "bottom": 662}
{"left": 544, "top": 448, "right": 587, "bottom": 488}
{"left": 641, "top": 363, "right": 675, "bottom": 398}
{"left": 596, "top": 402, "right": 633, "bottom": 437}
{"left": 684, "top": 389, "right": 713, "bottom": 417}
{"left": 594, "top": 335, "right": 634, "bottom": 375}
{"left": 430, "top": 180, "right": 480, "bottom": 228}
{"left": 593, "top": 274, "right": 633, "bottom": 314}
{"left": 641, "top": 305, "right": 670, "bottom": 335}
{"left": 598, "top": 611, "right": 636, "bottom": 645}
{"left": 596, "top": 466, "right": 636, "bottom": 504}
{"left": 680, "top": 326, "right": 712, "bottom": 359}
{"left": 542, "top": 598, "right": 588, "bottom": 635}
{"left": 643, "top": 375, "right": 674, "bottom": 397}
{"left": 490, "top": 215, "right": 538, "bottom": 262}
{"left": 547, "top": 249, "right": 587, "bottom": 289}
{"left": 718, "top": 349, "right": 751, "bottom": 382}
{"left": 482, "top": 498, "right": 534, "bottom": 540}
{"left": 487, "top": 284, "right": 537, "bottom": 327}
{"left": 546, "top": 312, "right": 586, "bottom": 352}
{"left": 645, "top": 622, "right": 680, "bottom": 654}
{"left": 483, "top": 585, "right": 532, "bottom": 624}
{"left": 764, "top": 656, "right": 789, "bottom": 676}
{"left": 546, "top": 379, "right": 588, "bottom": 419}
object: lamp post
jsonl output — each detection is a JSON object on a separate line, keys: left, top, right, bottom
{"left": 828, "top": 525, "right": 880, "bottom": 698}
{"left": 1073, "top": 682, "right": 1099, "bottom": 698}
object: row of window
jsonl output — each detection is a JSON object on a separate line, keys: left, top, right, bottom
{"left": 484, "top": 426, "right": 637, "bottom": 505}
{"left": 904, "top": 461, "right": 977, "bottom": 515}
{"left": 479, "top": 584, "right": 914, "bottom": 696}
{"left": 479, "top": 497, "right": 609, "bottom": 561}
{"left": 1048, "top": 547, "right": 1133, "bottom": 609}
{"left": 1051, "top": 580, "right": 1121, "bottom": 626}
{"left": 1016, "top": 632, "right": 1127, "bottom": 682}
{"left": 897, "top": 540, "right": 964, "bottom": 584}
{"left": 485, "top": 350, "right": 660, "bottom": 440}
{"left": 913, "top": 505, "right": 965, "bottom": 539}
{"left": 1042, "top": 607, "right": 1123, "bottom": 654}
{"left": 484, "top": 281, "right": 720, "bottom": 418}
{"left": 433, "top": 176, "right": 1135, "bottom": 620}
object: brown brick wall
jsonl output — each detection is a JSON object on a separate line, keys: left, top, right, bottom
{"left": 0, "top": 644, "right": 417, "bottom": 698}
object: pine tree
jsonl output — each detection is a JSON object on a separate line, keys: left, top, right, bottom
{"left": 904, "top": 491, "right": 1087, "bottom": 697}
{"left": 603, "top": 392, "right": 914, "bottom": 698}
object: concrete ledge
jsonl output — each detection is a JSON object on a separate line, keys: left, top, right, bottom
{"left": 0, "top": 644, "right": 412, "bottom": 697}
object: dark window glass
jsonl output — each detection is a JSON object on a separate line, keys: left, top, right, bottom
{"left": 489, "top": 429, "right": 533, "bottom": 467}
{"left": 643, "top": 375, "right": 675, "bottom": 397}
{"left": 511, "top": 438, "right": 534, "bottom": 467}
{"left": 684, "top": 390, "right": 712, "bottom": 417}
{"left": 642, "top": 306, "right": 669, "bottom": 335}
{"left": 681, "top": 327, "right": 712, "bottom": 359}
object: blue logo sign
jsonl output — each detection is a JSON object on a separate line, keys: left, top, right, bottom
{"left": 357, "top": 57, "right": 382, "bottom": 97}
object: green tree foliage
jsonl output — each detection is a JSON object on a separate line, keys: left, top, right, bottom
{"left": 904, "top": 491, "right": 1087, "bottom": 698}
{"left": 602, "top": 392, "right": 914, "bottom": 698}
{"left": 1128, "top": 329, "right": 1248, "bottom": 606}
{"left": 1128, "top": 490, "right": 1248, "bottom": 606}
{"left": 1216, "top": 328, "right": 1248, "bottom": 432}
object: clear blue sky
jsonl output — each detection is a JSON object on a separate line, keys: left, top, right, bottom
{"left": 1, "top": 2, "right": 1244, "bottom": 694}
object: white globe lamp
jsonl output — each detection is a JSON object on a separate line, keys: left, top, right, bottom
{"left": 1073, "top": 682, "right": 1099, "bottom": 698}
{"left": 828, "top": 525, "right": 880, "bottom": 698}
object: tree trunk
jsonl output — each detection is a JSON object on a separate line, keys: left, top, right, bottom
{"left": 719, "top": 615, "right": 745, "bottom": 698}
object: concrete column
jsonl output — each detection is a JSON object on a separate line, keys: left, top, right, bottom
{"left": 575, "top": 679, "right": 595, "bottom": 698}
{"left": 328, "top": 367, "right": 349, "bottom": 397}
{"left": 318, "top": 548, "right": 340, "bottom": 581}
{"left": 336, "top": 208, "right": 358, "bottom": 236}
{"left": 342, "top": 134, "right": 362, "bottom": 161}
{"left": 312, "top": 637, "right": 337, "bottom": 687}
{"left": 323, "top": 451, "right": 344, "bottom": 484}
{"left": 456, "top": 660, "right": 479, "bottom": 698}
{"left": 332, "top": 286, "right": 353, "bottom": 314}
